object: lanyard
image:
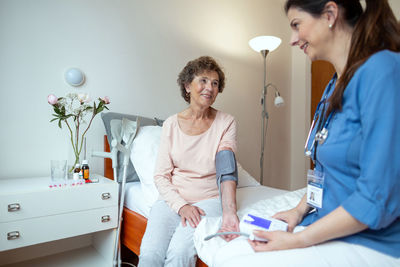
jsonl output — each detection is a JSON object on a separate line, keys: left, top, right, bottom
{"left": 304, "top": 74, "right": 337, "bottom": 163}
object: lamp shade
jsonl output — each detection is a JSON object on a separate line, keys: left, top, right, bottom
{"left": 274, "top": 95, "right": 285, "bottom": 107}
{"left": 65, "top": 68, "right": 85, "bottom": 87}
{"left": 249, "top": 36, "right": 281, "bottom": 52}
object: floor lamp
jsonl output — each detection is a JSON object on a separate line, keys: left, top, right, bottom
{"left": 249, "top": 35, "right": 284, "bottom": 185}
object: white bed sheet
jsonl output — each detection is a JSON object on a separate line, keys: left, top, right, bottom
{"left": 124, "top": 181, "right": 151, "bottom": 217}
{"left": 123, "top": 181, "right": 288, "bottom": 219}
{"left": 235, "top": 186, "right": 287, "bottom": 211}
{"left": 194, "top": 188, "right": 306, "bottom": 266}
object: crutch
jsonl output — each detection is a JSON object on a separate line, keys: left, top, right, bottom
{"left": 92, "top": 117, "right": 140, "bottom": 267}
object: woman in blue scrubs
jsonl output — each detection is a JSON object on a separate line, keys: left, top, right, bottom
{"left": 219, "top": 1, "right": 400, "bottom": 266}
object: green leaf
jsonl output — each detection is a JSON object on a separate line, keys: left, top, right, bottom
{"left": 93, "top": 102, "right": 97, "bottom": 114}
{"left": 54, "top": 106, "right": 61, "bottom": 115}
{"left": 97, "top": 106, "right": 104, "bottom": 114}
{"left": 95, "top": 102, "right": 100, "bottom": 113}
{"left": 54, "top": 104, "right": 66, "bottom": 116}
{"left": 83, "top": 106, "right": 92, "bottom": 112}
{"left": 58, "top": 119, "right": 62, "bottom": 128}
{"left": 50, "top": 118, "right": 58, "bottom": 122}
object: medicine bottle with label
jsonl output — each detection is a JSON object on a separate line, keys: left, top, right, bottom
{"left": 73, "top": 164, "right": 81, "bottom": 181}
{"left": 82, "top": 160, "right": 90, "bottom": 180}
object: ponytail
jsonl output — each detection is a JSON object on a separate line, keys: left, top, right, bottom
{"left": 327, "top": 0, "right": 400, "bottom": 115}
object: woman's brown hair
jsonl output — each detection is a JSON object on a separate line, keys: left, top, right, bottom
{"left": 177, "top": 56, "right": 225, "bottom": 103}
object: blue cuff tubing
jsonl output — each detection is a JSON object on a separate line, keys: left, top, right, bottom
{"left": 216, "top": 150, "right": 238, "bottom": 188}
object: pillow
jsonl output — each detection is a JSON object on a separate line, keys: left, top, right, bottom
{"left": 130, "top": 125, "right": 162, "bottom": 205}
{"left": 237, "top": 162, "right": 260, "bottom": 188}
{"left": 101, "top": 112, "right": 159, "bottom": 183}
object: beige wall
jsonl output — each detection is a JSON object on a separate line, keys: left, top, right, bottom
{"left": 389, "top": 0, "right": 400, "bottom": 17}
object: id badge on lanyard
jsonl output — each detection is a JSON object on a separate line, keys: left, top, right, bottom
{"left": 307, "top": 169, "right": 325, "bottom": 209}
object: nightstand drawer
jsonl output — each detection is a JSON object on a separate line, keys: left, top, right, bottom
{"left": 0, "top": 178, "right": 118, "bottom": 223}
{"left": 0, "top": 206, "right": 117, "bottom": 251}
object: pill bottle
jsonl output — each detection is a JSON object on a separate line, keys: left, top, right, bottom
{"left": 73, "top": 164, "right": 81, "bottom": 181}
{"left": 82, "top": 160, "right": 90, "bottom": 180}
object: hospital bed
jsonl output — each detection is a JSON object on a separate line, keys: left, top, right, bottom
{"left": 101, "top": 112, "right": 295, "bottom": 267}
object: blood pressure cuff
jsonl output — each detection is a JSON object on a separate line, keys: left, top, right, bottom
{"left": 215, "top": 150, "right": 238, "bottom": 188}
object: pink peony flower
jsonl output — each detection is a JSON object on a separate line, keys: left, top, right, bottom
{"left": 101, "top": 96, "right": 110, "bottom": 104}
{"left": 47, "top": 94, "right": 58, "bottom": 105}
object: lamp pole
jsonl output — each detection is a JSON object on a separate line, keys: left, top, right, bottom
{"left": 249, "top": 35, "right": 282, "bottom": 186}
{"left": 260, "top": 49, "right": 269, "bottom": 185}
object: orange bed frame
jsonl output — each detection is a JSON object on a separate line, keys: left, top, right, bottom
{"left": 104, "top": 136, "right": 208, "bottom": 267}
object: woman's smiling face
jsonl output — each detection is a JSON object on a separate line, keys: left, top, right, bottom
{"left": 186, "top": 70, "right": 220, "bottom": 108}
{"left": 288, "top": 7, "right": 331, "bottom": 61}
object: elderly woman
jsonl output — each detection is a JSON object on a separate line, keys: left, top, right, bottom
{"left": 138, "top": 56, "right": 240, "bottom": 267}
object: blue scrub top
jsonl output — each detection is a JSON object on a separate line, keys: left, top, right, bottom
{"left": 302, "top": 50, "right": 400, "bottom": 258}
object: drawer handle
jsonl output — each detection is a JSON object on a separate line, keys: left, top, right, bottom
{"left": 101, "top": 193, "right": 111, "bottom": 200}
{"left": 8, "top": 203, "right": 21, "bottom": 212}
{"left": 7, "top": 231, "right": 20, "bottom": 240}
{"left": 101, "top": 215, "right": 111, "bottom": 223}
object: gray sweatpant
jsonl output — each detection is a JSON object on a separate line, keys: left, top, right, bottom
{"left": 138, "top": 198, "right": 221, "bottom": 267}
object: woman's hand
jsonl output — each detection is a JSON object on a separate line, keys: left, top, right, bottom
{"left": 249, "top": 206, "right": 368, "bottom": 252}
{"left": 178, "top": 204, "right": 206, "bottom": 228}
{"left": 272, "top": 207, "right": 304, "bottom": 232}
{"left": 248, "top": 231, "right": 304, "bottom": 252}
{"left": 272, "top": 194, "right": 310, "bottom": 232}
{"left": 218, "top": 212, "right": 240, "bottom": 241}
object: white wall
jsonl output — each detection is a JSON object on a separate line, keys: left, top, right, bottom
{"left": 0, "top": 0, "right": 295, "bottom": 189}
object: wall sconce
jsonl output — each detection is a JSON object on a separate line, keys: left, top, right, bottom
{"left": 249, "top": 35, "right": 284, "bottom": 185}
{"left": 65, "top": 68, "right": 85, "bottom": 87}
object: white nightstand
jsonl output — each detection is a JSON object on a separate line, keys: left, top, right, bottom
{"left": 0, "top": 174, "right": 118, "bottom": 267}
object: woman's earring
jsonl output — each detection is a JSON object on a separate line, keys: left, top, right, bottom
{"left": 329, "top": 24, "right": 332, "bottom": 28}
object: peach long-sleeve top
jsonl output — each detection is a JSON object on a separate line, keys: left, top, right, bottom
{"left": 154, "top": 110, "right": 237, "bottom": 213}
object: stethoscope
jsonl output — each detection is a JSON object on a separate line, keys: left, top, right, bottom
{"left": 304, "top": 74, "right": 337, "bottom": 161}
